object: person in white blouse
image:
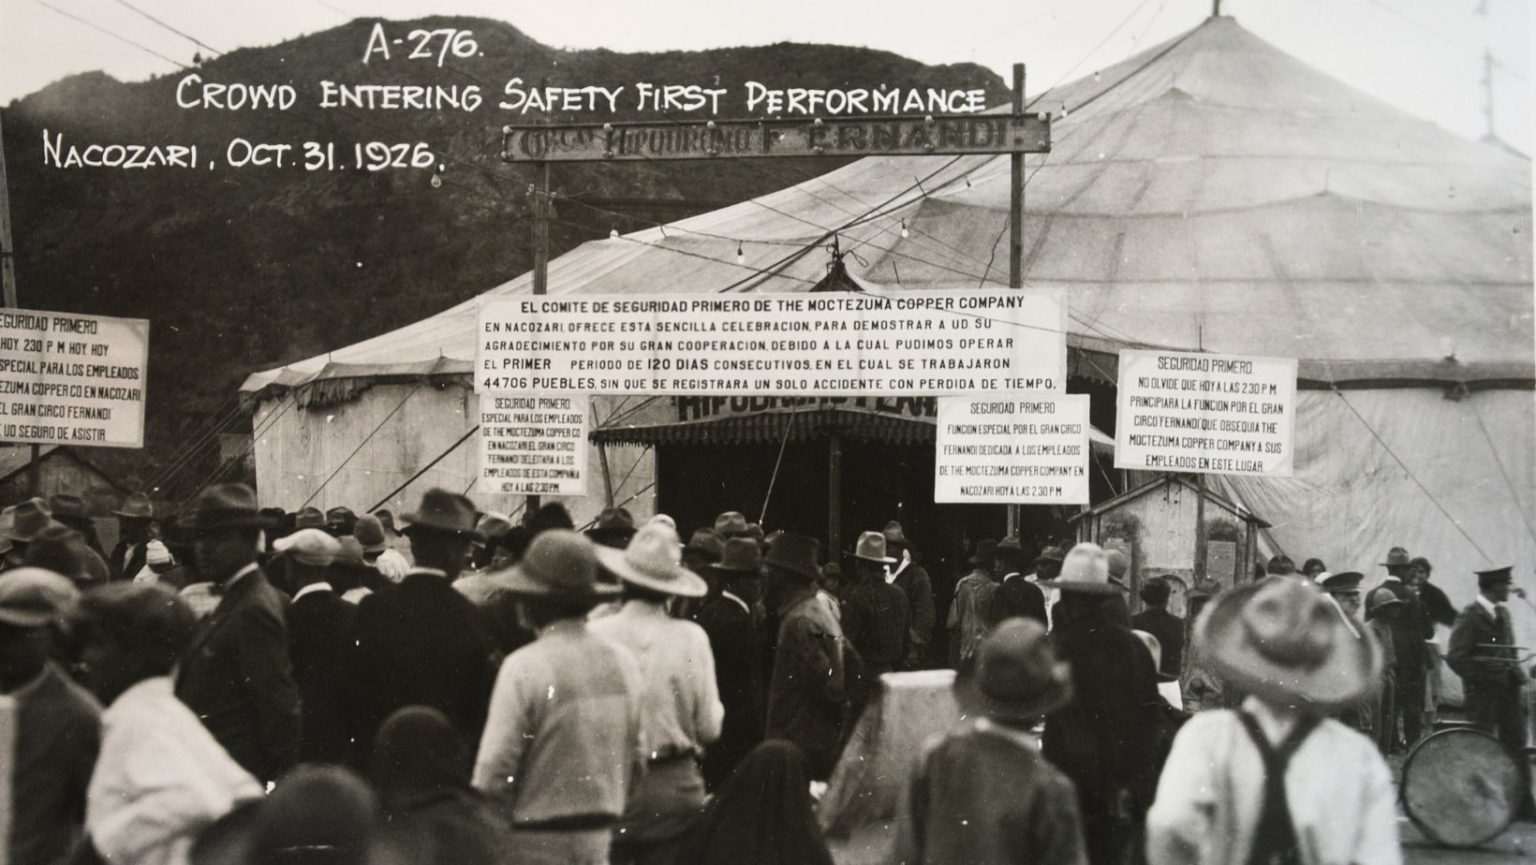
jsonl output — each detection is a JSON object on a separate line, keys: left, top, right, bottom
{"left": 75, "top": 583, "right": 262, "bottom": 865}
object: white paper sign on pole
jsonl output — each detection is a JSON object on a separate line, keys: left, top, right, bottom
{"left": 0, "top": 309, "right": 149, "bottom": 448}
{"left": 479, "top": 393, "right": 589, "bottom": 496}
{"left": 1114, "top": 349, "right": 1297, "bottom": 477}
{"left": 935, "top": 393, "right": 1090, "bottom": 505}
{"left": 476, "top": 289, "right": 1067, "bottom": 396}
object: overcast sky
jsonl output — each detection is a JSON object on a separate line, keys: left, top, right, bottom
{"left": 0, "top": 0, "right": 1531, "bottom": 153}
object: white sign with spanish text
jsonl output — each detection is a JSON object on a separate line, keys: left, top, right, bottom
{"left": 479, "top": 393, "right": 589, "bottom": 496}
{"left": 0, "top": 309, "right": 149, "bottom": 448}
{"left": 935, "top": 393, "right": 1090, "bottom": 504}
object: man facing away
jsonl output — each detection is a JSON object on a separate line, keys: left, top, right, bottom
{"left": 993, "top": 536, "right": 1048, "bottom": 628}
{"left": 1131, "top": 577, "right": 1185, "bottom": 678}
{"left": 947, "top": 539, "right": 1000, "bottom": 666}
{"left": 473, "top": 530, "right": 643, "bottom": 865}
{"left": 881, "top": 520, "right": 935, "bottom": 670}
{"left": 897, "top": 618, "right": 1087, "bottom": 865}
{"left": 839, "top": 531, "right": 910, "bottom": 715}
{"left": 763, "top": 533, "right": 848, "bottom": 782}
{"left": 696, "top": 538, "right": 766, "bottom": 791}
{"left": 172, "top": 484, "right": 301, "bottom": 787}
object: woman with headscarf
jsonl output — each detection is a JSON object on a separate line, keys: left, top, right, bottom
{"left": 372, "top": 706, "right": 513, "bottom": 865}
{"left": 675, "top": 740, "right": 834, "bottom": 865}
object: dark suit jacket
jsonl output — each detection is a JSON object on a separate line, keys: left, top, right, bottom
{"left": 1373, "top": 578, "right": 1433, "bottom": 670}
{"left": 1131, "top": 607, "right": 1186, "bottom": 676}
{"left": 288, "top": 587, "right": 359, "bottom": 764}
{"left": 1448, "top": 601, "right": 1520, "bottom": 692}
{"left": 993, "top": 573, "right": 1048, "bottom": 627}
{"left": 697, "top": 593, "right": 765, "bottom": 790}
{"left": 109, "top": 540, "right": 146, "bottom": 583}
{"left": 891, "top": 562, "right": 936, "bottom": 665}
{"left": 174, "top": 567, "right": 301, "bottom": 784}
{"left": 348, "top": 571, "right": 500, "bottom": 767}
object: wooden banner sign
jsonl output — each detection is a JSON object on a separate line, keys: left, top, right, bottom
{"left": 501, "top": 113, "right": 1051, "bottom": 162}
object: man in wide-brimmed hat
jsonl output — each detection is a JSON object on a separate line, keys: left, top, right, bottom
{"left": 1148, "top": 576, "right": 1397, "bottom": 865}
{"left": 48, "top": 493, "right": 106, "bottom": 559}
{"left": 473, "top": 530, "right": 642, "bottom": 865}
{"left": 1131, "top": 577, "right": 1185, "bottom": 678}
{"left": 1448, "top": 565, "right": 1534, "bottom": 816}
{"left": 353, "top": 514, "right": 408, "bottom": 582}
{"left": 591, "top": 522, "right": 721, "bottom": 861}
{"left": 881, "top": 520, "right": 935, "bottom": 670}
{"left": 947, "top": 539, "right": 1000, "bottom": 666}
{"left": 109, "top": 492, "right": 154, "bottom": 582}
{"left": 713, "top": 510, "right": 752, "bottom": 540}
{"left": 584, "top": 506, "right": 638, "bottom": 551}
{"left": 762, "top": 532, "right": 848, "bottom": 781}
{"left": 172, "top": 483, "right": 300, "bottom": 786}
{"left": 897, "top": 618, "right": 1084, "bottom": 865}
{"left": 696, "top": 537, "right": 767, "bottom": 790}
{"left": 1039, "top": 542, "right": 1163, "bottom": 865}
{"left": 351, "top": 489, "right": 499, "bottom": 767}
{"left": 1371, "top": 545, "right": 1432, "bottom": 751}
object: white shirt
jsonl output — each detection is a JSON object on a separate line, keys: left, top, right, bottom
{"left": 1147, "top": 697, "right": 1400, "bottom": 865}
{"left": 590, "top": 600, "right": 723, "bottom": 758}
{"left": 721, "top": 590, "right": 752, "bottom": 616}
{"left": 1476, "top": 593, "right": 1502, "bottom": 619}
{"left": 293, "top": 582, "right": 334, "bottom": 602}
{"left": 86, "top": 677, "right": 262, "bottom": 865}
{"left": 368, "top": 548, "right": 410, "bottom": 583}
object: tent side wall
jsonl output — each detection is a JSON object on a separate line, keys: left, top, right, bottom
{"left": 251, "top": 385, "right": 662, "bottom": 525}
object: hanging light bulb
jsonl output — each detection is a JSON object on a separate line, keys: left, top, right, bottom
{"left": 900, "top": 219, "right": 910, "bottom": 239}
{"left": 735, "top": 241, "right": 745, "bottom": 264}
{"left": 430, "top": 174, "right": 442, "bottom": 189}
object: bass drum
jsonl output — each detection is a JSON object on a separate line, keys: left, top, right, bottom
{"left": 1401, "top": 727, "right": 1522, "bottom": 847}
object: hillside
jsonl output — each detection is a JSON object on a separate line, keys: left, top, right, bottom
{"left": 2, "top": 16, "right": 1008, "bottom": 497}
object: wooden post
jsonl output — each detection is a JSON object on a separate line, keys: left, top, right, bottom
{"left": 1006, "top": 62, "right": 1026, "bottom": 541}
{"left": 1193, "top": 473, "right": 1208, "bottom": 582}
{"left": 828, "top": 432, "right": 843, "bottom": 565}
{"left": 0, "top": 109, "right": 16, "bottom": 308}
{"left": 525, "top": 160, "right": 550, "bottom": 519}
{"left": 27, "top": 445, "right": 39, "bottom": 497}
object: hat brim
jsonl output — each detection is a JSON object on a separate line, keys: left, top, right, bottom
{"left": 112, "top": 510, "right": 154, "bottom": 520}
{"left": 1036, "top": 578, "right": 1121, "bottom": 596}
{"left": 495, "top": 563, "right": 621, "bottom": 599}
{"left": 594, "top": 546, "right": 708, "bottom": 598}
{"left": 710, "top": 563, "right": 760, "bottom": 577}
{"left": 855, "top": 553, "right": 897, "bottom": 565}
{"left": 401, "top": 514, "right": 481, "bottom": 539}
{"left": 182, "top": 515, "right": 274, "bottom": 533}
{"left": 1199, "top": 580, "right": 1380, "bottom": 710}
{"left": 958, "top": 662, "right": 1074, "bottom": 723}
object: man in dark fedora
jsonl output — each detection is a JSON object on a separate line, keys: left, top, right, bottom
{"left": 585, "top": 506, "right": 638, "bottom": 550}
{"left": 48, "top": 493, "right": 105, "bottom": 558}
{"left": 882, "top": 520, "right": 935, "bottom": 670}
{"left": 993, "top": 536, "right": 1048, "bottom": 628}
{"left": 697, "top": 537, "right": 767, "bottom": 790}
{"left": 173, "top": 483, "right": 301, "bottom": 786}
{"left": 762, "top": 532, "right": 848, "bottom": 781}
{"left": 109, "top": 492, "right": 155, "bottom": 582}
{"left": 473, "top": 530, "right": 642, "bottom": 865}
{"left": 349, "top": 488, "right": 500, "bottom": 766}
{"left": 2, "top": 499, "right": 62, "bottom": 571}
{"left": 897, "top": 618, "right": 1085, "bottom": 865}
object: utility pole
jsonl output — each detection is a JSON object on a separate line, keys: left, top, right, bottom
{"left": 1482, "top": 50, "right": 1496, "bottom": 140}
{"left": 1007, "top": 63, "right": 1025, "bottom": 541}
{"left": 525, "top": 159, "right": 550, "bottom": 521}
{"left": 0, "top": 109, "right": 38, "bottom": 498}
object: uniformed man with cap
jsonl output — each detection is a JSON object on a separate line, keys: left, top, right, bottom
{"left": 1448, "top": 567, "right": 1529, "bottom": 765}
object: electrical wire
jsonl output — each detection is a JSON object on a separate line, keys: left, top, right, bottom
{"left": 31, "top": 0, "right": 189, "bottom": 69}
{"left": 300, "top": 382, "right": 424, "bottom": 508}
{"left": 107, "top": 0, "right": 223, "bottom": 56}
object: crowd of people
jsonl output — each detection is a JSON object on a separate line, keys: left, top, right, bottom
{"left": 0, "top": 482, "right": 1523, "bottom": 865}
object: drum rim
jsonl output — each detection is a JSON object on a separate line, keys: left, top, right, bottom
{"left": 1400, "top": 727, "right": 1520, "bottom": 848}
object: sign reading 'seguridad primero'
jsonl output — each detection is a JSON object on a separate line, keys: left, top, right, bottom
{"left": 935, "top": 393, "right": 1090, "bottom": 504}
{"left": 476, "top": 290, "right": 1066, "bottom": 396}
{"left": 0, "top": 310, "right": 149, "bottom": 448}
{"left": 1114, "top": 349, "right": 1297, "bottom": 477}
{"left": 479, "top": 393, "right": 589, "bottom": 496}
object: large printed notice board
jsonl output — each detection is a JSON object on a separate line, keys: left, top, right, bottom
{"left": 479, "top": 393, "right": 589, "bottom": 496}
{"left": 476, "top": 290, "right": 1066, "bottom": 396}
{"left": 935, "top": 393, "right": 1090, "bottom": 504}
{"left": 1114, "top": 350, "right": 1297, "bottom": 477}
{"left": 0, "top": 310, "right": 149, "bottom": 448}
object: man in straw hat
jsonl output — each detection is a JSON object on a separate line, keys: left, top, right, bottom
{"left": 896, "top": 618, "right": 1086, "bottom": 865}
{"left": 762, "top": 532, "right": 848, "bottom": 781}
{"left": 840, "top": 530, "right": 910, "bottom": 712}
{"left": 1147, "top": 576, "right": 1397, "bottom": 865}
{"left": 172, "top": 483, "right": 300, "bottom": 786}
{"left": 1038, "top": 542, "right": 1163, "bottom": 865}
{"left": 351, "top": 489, "right": 500, "bottom": 766}
{"left": 0, "top": 567, "right": 100, "bottom": 865}
{"left": 473, "top": 530, "right": 643, "bottom": 865}
{"left": 1447, "top": 565, "right": 1535, "bottom": 816}
{"left": 696, "top": 537, "right": 766, "bottom": 791}
{"left": 1373, "top": 546, "right": 1433, "bottom": 751}
{"left": 590, "top": 521, "right": 721, "bottom": 863}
